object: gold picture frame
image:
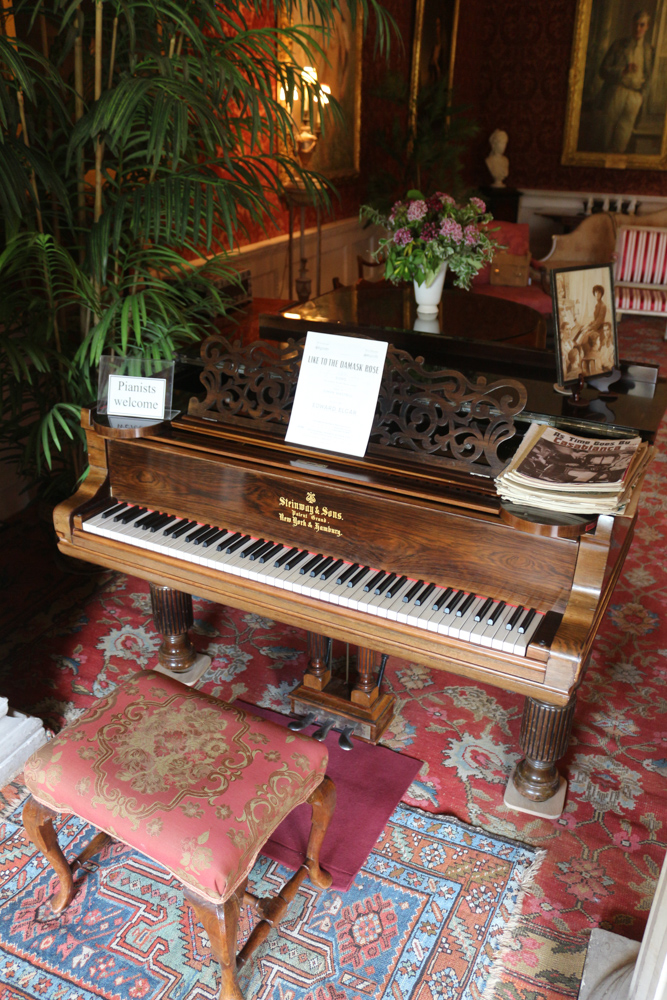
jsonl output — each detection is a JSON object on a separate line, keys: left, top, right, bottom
{"left": 278, "top": 8, "right": 362, "bottom": 179}
{"left": 409, "top": 0, "right": 460, "bottom": 133}
{"left": 562, "top": 0, "right": 667, "bottom": 169}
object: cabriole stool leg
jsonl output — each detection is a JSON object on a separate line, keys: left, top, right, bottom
{"left": 183, "top": 883, "right": 245, "bottom": 1000}
{"left": 22, "top": 797, "right": 76, "bottom": 914}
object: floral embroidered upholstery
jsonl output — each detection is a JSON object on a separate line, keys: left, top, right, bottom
{"left": 24, "top": 670, "right": 328, "bottom": 904}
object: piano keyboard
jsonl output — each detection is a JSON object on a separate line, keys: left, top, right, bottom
{"left": 82, "top": 502, "right": 545, "bottom": 657}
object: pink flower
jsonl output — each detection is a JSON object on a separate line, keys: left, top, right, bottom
{"left": 407, "top": 199, "right": 427, "bottom": 221}
{"left": 393, "top": 227, "right": 412, "bottom": 246}
{"left": 440, "top": 218, "right": 463, "bottom": 241}
{"left": 421, "top": 222, "right": 439, "bottom": 242}
{"left": 426, "top": 194, "right": 444, "bottom": 213}
{"left": 388, "top": 200, "right": 405, "bottom": 223}
{"left": 464, "top": 224, "right": 480, "bottom": 245}
{"left": 613, "top": 830, "right": 641, "bottom": 851}
{"left": 437, "top": 192, "right": 456, "bottom": 205}
{"left": 470, "top": 197, "right": 486, "bottom": 213}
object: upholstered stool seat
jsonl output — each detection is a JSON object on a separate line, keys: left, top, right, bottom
{"left": 22, "top": 670, "right": 335, "bottom": 1000}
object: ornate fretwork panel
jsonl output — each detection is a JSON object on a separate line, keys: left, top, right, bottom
{"left": 187, "top": 334, "right": 527, "bottom": 476}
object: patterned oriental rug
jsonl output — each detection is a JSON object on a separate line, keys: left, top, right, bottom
{"left": 0, "top": 314, "right": 666, "bottom": 999}
{"left": 0, "top": 782, "right": 540, "bottom": 1000}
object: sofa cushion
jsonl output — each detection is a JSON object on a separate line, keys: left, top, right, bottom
{"left": 472, "top": 221, "right": 531, "bottom": 286}
{"left": 472, "top": 282, "right": 553, "bottom": 314}
{"left": 24, "top": 670, "right": 328, "bottom": 904}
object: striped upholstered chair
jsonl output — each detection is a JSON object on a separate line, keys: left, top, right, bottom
{"left": 614, "top": 224, "right": 667, "bottom": 339}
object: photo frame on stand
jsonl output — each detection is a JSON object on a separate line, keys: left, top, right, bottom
{"left": 550, "top": 263, "right": 618, "bottom": 390}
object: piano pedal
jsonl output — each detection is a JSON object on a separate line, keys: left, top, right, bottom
{"left": 287, "top": 711, "right": 316, "bottom": 732}
{"left": 338, "top": 726, "right": 354, "bottom": 752}
{"left": 312, "top": 719, "right": 336, "bottom": 742}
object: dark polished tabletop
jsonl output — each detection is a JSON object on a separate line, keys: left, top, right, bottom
{"left": 277, "top": 284, "right": 546, "bottom": 349}
{"left": 256, "top": 285, "right": 666, "bottom": 443}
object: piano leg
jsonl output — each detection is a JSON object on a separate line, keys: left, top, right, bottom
{"left": 504, "top": 694, "right": 576, "bottom": 819}
{"left": 149, "top": 584, "right": 211, "bottom": 686}
{"left": 302, "top": 632, "right": 331, "bottom": 691}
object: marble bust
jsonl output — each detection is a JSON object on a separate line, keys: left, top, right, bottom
{"left": 486, "top": 129, "right": 509, "bottom": 188}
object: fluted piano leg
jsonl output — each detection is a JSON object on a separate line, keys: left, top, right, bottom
{"left": 504, "top": 694, "right": 575, "bottom": 818}
{"left": 350, "top": 646, "right": 380, "bottom": 708}
{"left": 149, "top": 584, "right": 211, "bottom": 685}
{"left": 302, "top": 632, "right": 331, "bottom": 691}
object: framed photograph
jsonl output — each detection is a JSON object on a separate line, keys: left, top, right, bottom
{"left": 562, "top": 0, "right": 667, "bottom": 169}
{"left": 278, "top": 8, "right": 362, "bottom": 179}
{"left": 551, "top": 264, "right": 619, "bottom": 387}
{"left": 409, "top": 0, "right": 461, "bottom": 132}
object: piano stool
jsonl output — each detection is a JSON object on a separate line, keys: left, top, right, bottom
{"left": 21, "top": 670, "right": 336, "bottom": 1000}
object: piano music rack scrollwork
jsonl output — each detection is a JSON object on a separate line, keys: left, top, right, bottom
{"left": 188, "top": 334, "right": 528, "bottom": 476}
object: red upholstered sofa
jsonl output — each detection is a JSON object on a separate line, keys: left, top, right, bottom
{"left": 471, "top": 220, "right": 553, "bottom": 315}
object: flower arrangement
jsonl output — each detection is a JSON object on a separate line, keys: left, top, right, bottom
{"left": 361, "top": 190, "right": 499, "bottom": 290}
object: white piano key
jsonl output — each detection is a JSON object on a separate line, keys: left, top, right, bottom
{"left": 511, "top": 612, "right": 544, "bottom": 657}
{"left": 457, "top": 597, "right": 486, "bottom": 643}
{"left": 491, "top": 605, "right": 520, "bottom": 650}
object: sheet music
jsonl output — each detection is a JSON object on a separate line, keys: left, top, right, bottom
{"left": 286, "top": 332, "right": 388, "bottom": 457}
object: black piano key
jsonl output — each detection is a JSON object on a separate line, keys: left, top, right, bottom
{"left": 375, "top": 573, "right": 396, "bottom": 596}
{"left": 442, "top": 590, "right": 465, "bottom": 614}
{"left": 487, "top": 601, "right": 506, "bottom": 625}
{"left": 364, "top": 571, "right": 386, "bottom": 593}
{"left": 185, "top": 524, "right": 212, "bottom": 543}
{"left": 136, "top": 510, "right": 162, "bottom": 529}
{"left": 456, "top": 593, "right": 476, "bottom": 617}
{"left": 433, "top": 587, "right": 453, "bottom": 611}
{"left": 312, "top": 556, "right": 333, "bottom": 577}
{"left": 194, "top": 526, "right": 221, "bottom": 546}
{"left": 386, "top": 575, "right": 407, "bottom": 598}
{"left": 250, "top": 541, "right": 274, "bottom": 561}
{"left": 259, "top": 544, "right": 283, "bottom": 564}
{"left": 301, "top": 553, "right": 324, "bottom": 576}
{"left": 518, "top": 608, "right": 537, "bottom": 634}
{"left": 403, "top": 580, "right": 424, "bottom": 603}
{"left": 349, "top": 566, "right": 370, "bottom": 587}
{"left": 101, "top": 501, "right": 127, "bottom": 519}
{"left": 227, "top": 534, "right": 251, "bottom": 554}
{"left": 285, "top": 550, "right": 309, "bottom": 571}
{"left": 506, "top": 606, "right": 525, "bottom": 631}
{"left": 162, "top": 518, "right": 185, "bottom": 536}
{"left": 171, "top": 519, "right": 197, "bottom": 539}
{"left": 475, "top": 598, "right": 494, "bottom": 623}
{"left": 415, "top": 583, "right": 435, "bottom": 606}
{"left": 321, "top": 559, "right": 343, "bottom": 581}
{"left": 148, "top": 513, "right": 174, "bottom": 532}
{"left": 239, "top": 538, "right": 265, "bottom": 559}
{"left": 116, "top": 505, "right": 147, "bottom": 524}
{"left": 202, "top": 528, "right": 227, "bottom": 548}
{"left": 275, "top": 547, "right": 298, "bottom": 568}
{"left": 217, "top": 531, "right": 240, "bottom": 551}
{"left": 336, "top": 563, "right": 359, "bottom": 586}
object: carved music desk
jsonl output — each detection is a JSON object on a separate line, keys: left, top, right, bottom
{"left": 54, "top": 313, "right": 666, "bottom": 819}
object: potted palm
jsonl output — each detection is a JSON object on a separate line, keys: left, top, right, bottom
{"left": 0, "top": 0, "right": 394, "bottom": 501}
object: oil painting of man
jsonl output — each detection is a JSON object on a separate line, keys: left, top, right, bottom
{"left": 562, "top": 0, "right": 667, "bottom": 167}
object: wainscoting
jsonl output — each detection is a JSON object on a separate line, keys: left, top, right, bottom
{"left": 230, "top": 215, "right": 380, "bottom": 300}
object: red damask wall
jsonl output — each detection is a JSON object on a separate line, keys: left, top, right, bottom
{"left": 454, "top": 0, "right": 667, "bottom": 196}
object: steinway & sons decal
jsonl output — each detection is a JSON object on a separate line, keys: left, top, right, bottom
{"left": 278, "top": 491, "right": 343, "bottom": 537}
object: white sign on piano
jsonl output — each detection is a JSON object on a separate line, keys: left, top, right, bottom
{"left": 107, "top": 375, "right": 167, "bottom": 419}
{"left": 286, "top": 332, "right": 388, "bottom": 458}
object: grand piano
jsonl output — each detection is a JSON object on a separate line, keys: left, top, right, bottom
{"left": 53, "top": 286, "right": 667, "bottom": 819}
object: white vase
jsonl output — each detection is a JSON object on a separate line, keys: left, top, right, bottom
{"left": 413, "top": 263, "right": 448, "bottom": 316}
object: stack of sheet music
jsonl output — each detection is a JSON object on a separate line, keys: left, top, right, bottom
{"left": 496, "top": 423, "right": 653, "bottom": 514}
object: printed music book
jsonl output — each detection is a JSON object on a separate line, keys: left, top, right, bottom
{"left": 496, "top": 423, "right": 651, "bottom": 514}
